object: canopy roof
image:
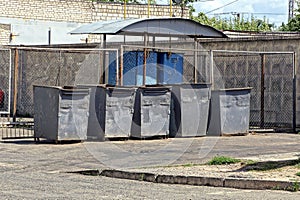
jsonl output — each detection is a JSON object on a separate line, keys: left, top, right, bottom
{"left": 70, "top": 18, "right": 227, "bottom": 38}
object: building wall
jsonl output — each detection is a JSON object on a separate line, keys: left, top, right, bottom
{"left": 0, "top": 0, "right": 188, "bottom": 45}
{"left": 0, "top": 24, "right": 11, "bottom": 45}
{"left": 0, "top": 0, "right": 188, "bottom": 23}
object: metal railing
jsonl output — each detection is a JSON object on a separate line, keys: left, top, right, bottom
{"left": 0, "top": 119, "right": 34, "bottom": 140}
{"left": 0, "top": 48, "right": 12, "bottom": 114}
{"left": 1, "top": 47, "right": 119, "bottom": 140}
{"left": 212, "top": 50, "right": 296, "bottom": 130}
{"left": 0, "top": 45, "right": 297, "bottom": 140}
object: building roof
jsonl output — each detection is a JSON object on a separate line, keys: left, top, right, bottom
{"left": 70, "top": 18, "right": 227, "bottom": 38}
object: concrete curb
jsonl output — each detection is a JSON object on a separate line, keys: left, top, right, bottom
{"left": 98, "top": 169, "right": 297, "bottom": 192}
{"left": 101, "top": 169, "right": 156, "bottom": 182}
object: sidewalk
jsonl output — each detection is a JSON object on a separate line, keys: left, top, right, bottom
{"left": 1, "top": 133, "right": 300, "bottom": 192}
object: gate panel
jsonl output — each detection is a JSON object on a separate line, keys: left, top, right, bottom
{"left": 212, "top": 50, "right": 295, "bottom": 130}
{"left": 264, "top": 54, "right": 294, "bottom": 128}
{"left": 0, "top": 49, "right": 11, "bottom": 114}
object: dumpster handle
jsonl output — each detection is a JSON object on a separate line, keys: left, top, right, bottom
{"left": 143, "top": 90, "right": 169, "bottom": 94}
{"left": 61, "top": 91, "right": 89, "bottom": 96}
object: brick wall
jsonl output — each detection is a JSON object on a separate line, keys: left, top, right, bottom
{"left": 0, "top": 0, "right": 188, "bottom": 23}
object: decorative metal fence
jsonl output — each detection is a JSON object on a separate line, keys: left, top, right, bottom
{"left": 212, "top": 50, "right": 296, "bottom": 130}
{"left": 0, "top": 121, "right": 34, "bottom": 140}
{"left": 14, "top": 47, "right": 118, "bottom": 117}
{"left": 119, "top": 46, "right": 296, "bottom": 131}
{"left": 0, "top": 48, "right": 11, "bottom": 114}
{"left": 1, "top": 47, "right": 118, "bottom": 140}
{"left": 0, "top": 46, "right": 297, "bottom": 140}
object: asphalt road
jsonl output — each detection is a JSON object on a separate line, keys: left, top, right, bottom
{"left": 1, "top": 133, "right": 300, "bottom": 199}
{"left": 1, "top": 170, "right": 299, "bottom": 200}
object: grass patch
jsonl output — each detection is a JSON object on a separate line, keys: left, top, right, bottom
{"left": 207, "top": 156, "right": 241, "bottom": 165}
{"left": 291, "top": 182, "right": 300, "bottom": 192}
{"left": 296, "top": 172, "right": 300, "bottom": 177}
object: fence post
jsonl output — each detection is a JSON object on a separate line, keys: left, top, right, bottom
{"left": 293, "top": 52, "right": 297, "bottom": 132}
{"left": 210, "top": 50, "right": 214, "bottom": 89}
{"left": 13, "top": 49, "right": 19, "bottom": 122}
{"left": 119, "top": 46, "right": 124, "bottom": 86}
{"left": 260, "top": 54, "right": 266, "bottom": 129}
{"left": 194, "top": 38, "right": 198, "bottom": 84}
{"left": 143, "top": 33, "right": 148, "bottom": 86}
{"left": 101, "top": 34, "right": 107, "bottom": 84}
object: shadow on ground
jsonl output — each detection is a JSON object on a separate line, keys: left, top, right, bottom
{"left": 236, "top": 157, "right": 300, "bottom": 172}
{"left": 1, "top": 139, "right": 82, "bottom": 145}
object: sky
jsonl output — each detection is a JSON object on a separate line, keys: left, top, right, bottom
{"left": 157, "top": 0, "right": 290, "bottom": 27}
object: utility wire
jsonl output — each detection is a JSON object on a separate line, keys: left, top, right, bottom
{"left": 205, "top": 0, "right": 240, "bottom": 14}
{"left": 211, "top": 12, "right": 287, "bottom": 16}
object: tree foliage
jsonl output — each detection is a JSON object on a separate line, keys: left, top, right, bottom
{"left": 192, "top": 12, "right": 272, "bottom": 31}
{"left": 91, "top": 0, "right": 272, "bottom": 32}
{"left": 280, "top": 3, "right": 300, "bottom": 31}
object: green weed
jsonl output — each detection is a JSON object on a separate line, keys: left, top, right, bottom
{"left": 207, "top": 156, "right": 241, "bottom": 165}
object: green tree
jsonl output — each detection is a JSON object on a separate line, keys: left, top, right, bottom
{"left": 280, "top": 2, "right": 300, "bottom": 31}
{"left": 192, "top": 12, "right": 272, "bottom": 31}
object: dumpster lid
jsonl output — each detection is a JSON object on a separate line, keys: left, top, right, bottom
{"left": 139, "top": 85, "right": 171, "bottom": 89}
{"left": 106, "top": 85, "right": 137, "bottom": 89}
{"left": 213, "top": 87, "right": 252, "bottom": 92}
{"left": 33, "top": 85, "right": 62, "bottom": 89}
{"left": 106, "top": 86, "right": 137, "bottom": 92}
{"left": 76, "top": 84, "right": 107, "bottom": 89}
{"left": 138, "top": 86, "right": 171, "bottom": 92}
{"left": 33, "top": 85, "right": 90, "bottom": 93}
{"left": 166, "top": 83, "right": 212, "bottom": 87}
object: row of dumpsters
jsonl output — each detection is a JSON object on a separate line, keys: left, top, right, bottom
{"left": 33, "top": 84, "right": 251, "bottom": 142}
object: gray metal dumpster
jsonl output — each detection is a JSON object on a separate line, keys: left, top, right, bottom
{"left": 131, "top": 86, "right": 171, "bottom": 138}
{"left": 105, "top": 86, "right": 136, "bottom": 138}
{"left": 170, "top": 84, "right": 211, "bottom": 137}
{"left": 34, "top": 85, "right": 90, "bottom": 142}
{"left": 77, "top": 85, "right": 136, "bottom": 140}
{"left": 77, "top": 84, "right": 106, "bottom": 141}
{"left": 207, "top": 87, "right": 252, "bottom": 136}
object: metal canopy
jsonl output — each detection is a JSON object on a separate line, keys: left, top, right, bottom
{"left": 70, "top": 18, "right": 227, "bottom": 38}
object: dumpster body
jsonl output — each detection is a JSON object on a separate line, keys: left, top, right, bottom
{"left": 77, "top": 85, "right": 106, "bottom": 141}
{"left": 132, "top": 86, "right": 171, "bottom": 138}
{"left": 207, "top": 88, "right": 251, "bottom": 136}
{"left": 105, "top": 87, "right": 136, "bottom": 138}
{"left": 108, "top": 51, "right": 157, "bottom": 86}
{"left": 78, "top": 85, "right": 136, "bottom": 139}
{"left": 157, "top": 52, "right": 183, "bottom": 84}
{"left": 170, "top": 84, "right": 211, "bottom": 137}
{"left": 34, "top": 86, "right": 90, "bottom": 141}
